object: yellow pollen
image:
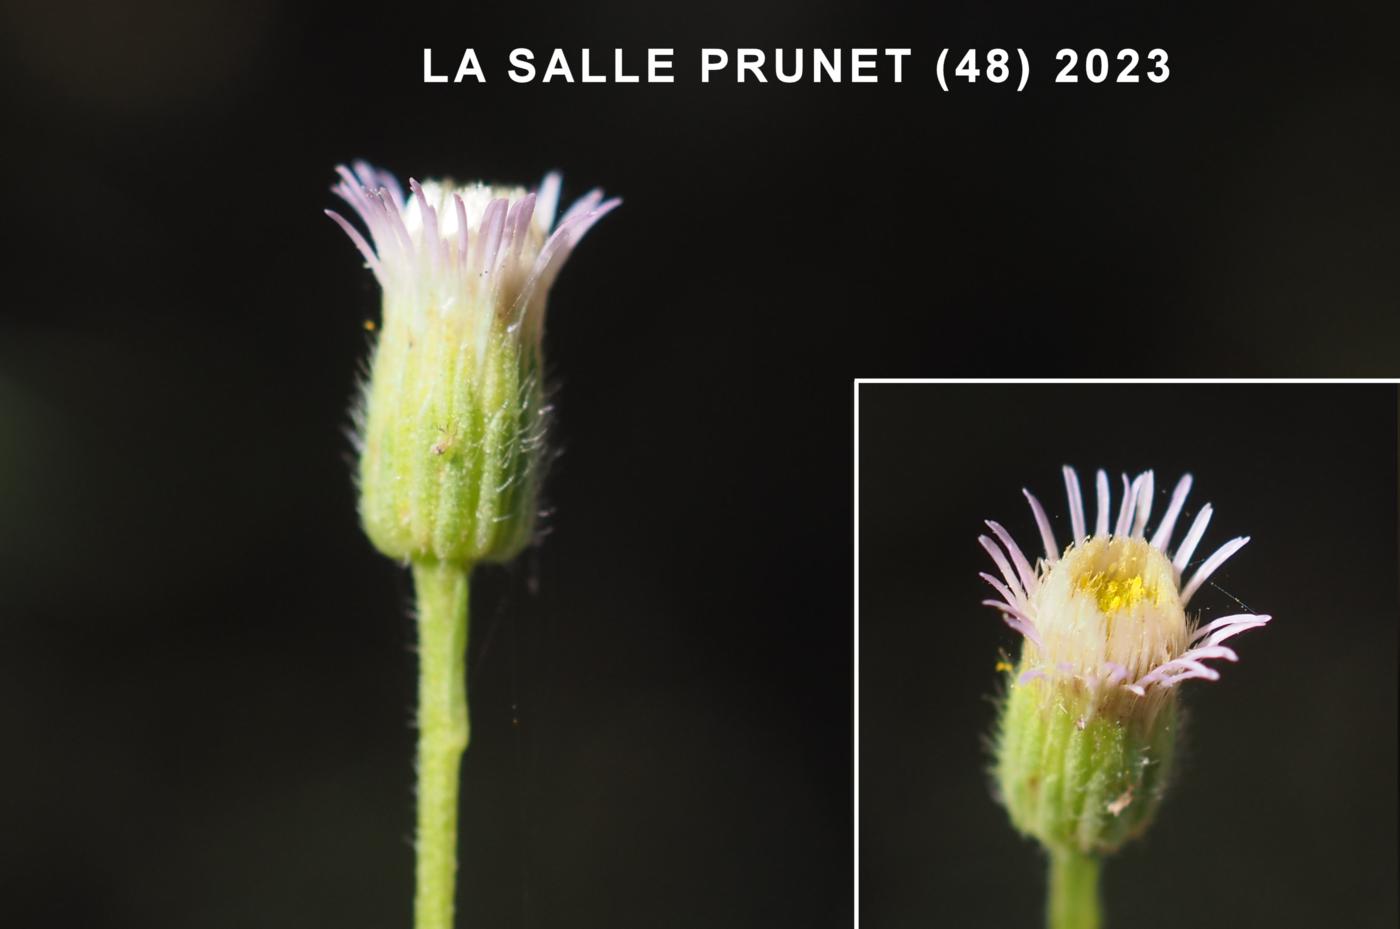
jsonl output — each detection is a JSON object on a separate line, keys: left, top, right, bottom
{"left": 1076, "top": 571, "right": 1160, "bottom": 614}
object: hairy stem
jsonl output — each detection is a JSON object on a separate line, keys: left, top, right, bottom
{"left": 412, "top": 559, "right": 471, "bottom": 929}
{"left": 1048, "top": 847, "right": 1102, "bottom": 929}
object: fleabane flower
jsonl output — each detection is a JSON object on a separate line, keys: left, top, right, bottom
{"left": 985, "top": 467, "right": 1271, "bottom": 856}
{"left": 327, "top": 162, "right": 618, "bottom": 566}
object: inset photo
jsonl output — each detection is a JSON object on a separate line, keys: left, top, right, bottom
{"left": 856, "top": 381, "right": 1399, "bottom": 929}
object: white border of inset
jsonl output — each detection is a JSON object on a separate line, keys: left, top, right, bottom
{"left": 851, "top": 377, "right": 1399, "bottom": 925}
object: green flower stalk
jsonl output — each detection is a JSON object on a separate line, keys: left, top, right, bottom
{"left": 327, "top": 162, "right": 617, "bottom": 929}
{"left": 981, "top": 467, "right": 1271, "bottom": 929}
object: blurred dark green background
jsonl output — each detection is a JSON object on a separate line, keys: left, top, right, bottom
{"left": 859, "top": 384, "right": 1398, "bottom": 928}
{"left": 0, "top": 0, "right": 1396, "bottom": 926}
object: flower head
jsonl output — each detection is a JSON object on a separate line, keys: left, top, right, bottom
{"left": 986, "top": 467, "right": 1271, "bottom": 854}
{"left": 328, "top": 162, "right": 618, "bottom": 566}
{"left": 983, "top": 467, "right": 1270, "bottom": 707}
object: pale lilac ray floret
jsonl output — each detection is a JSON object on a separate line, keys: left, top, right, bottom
{"left": 325, "top": 160, "right": 619, "bottom": 332}
{"left": 979, "top": 466, "right": 1271, "bottom": 699}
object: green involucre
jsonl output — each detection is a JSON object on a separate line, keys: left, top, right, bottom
{"left": 995, "top": 669, "right": 1177, "bottom": 856}
{"left": 358, "top": 299, "right": 546, "bottom": 566}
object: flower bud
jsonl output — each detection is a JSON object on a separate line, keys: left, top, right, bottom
{"left": 327, "top": 163, "right": 618, "bottom": 565}
{"left": 982, "top": 468, "right": 1271, "bottom": 855}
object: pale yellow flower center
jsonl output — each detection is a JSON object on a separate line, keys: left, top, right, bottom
{"left": 1030, "top": 536, "right": 1186, "bottom": 680}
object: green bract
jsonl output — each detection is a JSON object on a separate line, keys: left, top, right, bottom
{"left": 358, "top": 304, "right": 545, "bottom": 566}
{"left": 996, "top": 673, "right": 1177, "bottom": 855}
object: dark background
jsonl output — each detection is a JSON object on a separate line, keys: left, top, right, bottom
{"left": 859, "top": 383, "right": 1399, "bottom": 928}
{"left": 0, "top": 0, "right": 1395, "bottom": 927}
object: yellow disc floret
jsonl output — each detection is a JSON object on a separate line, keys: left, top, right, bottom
{"left": 1075, "top": 564, "right": 1163, "bottom": 616}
